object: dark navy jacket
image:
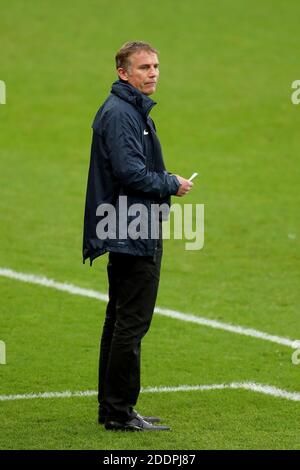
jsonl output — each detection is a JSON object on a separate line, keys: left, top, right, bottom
{"left": 82, "top": 79, "right": 180, "bottom": 265}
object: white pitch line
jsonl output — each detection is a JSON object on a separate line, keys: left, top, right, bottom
{"left": 0, "top": 267, "right": 108, "bottom": 302}
{"left": 0, "top": 267, "right": 298, "bottom": 349}
{"left": 1, "top": 382, "right": 300, "bottom": 403}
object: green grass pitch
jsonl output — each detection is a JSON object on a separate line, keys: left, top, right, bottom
{"left": 1, "top": 0, "right": 300, "bottom": 450}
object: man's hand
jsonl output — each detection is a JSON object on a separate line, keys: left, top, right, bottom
{"left": 174, "top": 175, "right": 194, "bottom": 196}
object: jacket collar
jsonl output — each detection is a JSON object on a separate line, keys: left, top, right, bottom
{"left": 111, "top": 79, "right": 156, "bottom": 117}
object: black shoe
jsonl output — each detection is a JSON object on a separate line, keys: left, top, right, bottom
{"left": 98, "top": 411, "right": 161, "bottom": 425}
{"left": 135, "top": 413, "right": 161, "bottom": 424}
{"left": 105, "top": 415, "right": 170, "bottom": 432}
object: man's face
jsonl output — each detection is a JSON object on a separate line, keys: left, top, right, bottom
{"left": 118, "top": 51, "right": 159, "bottom": 96}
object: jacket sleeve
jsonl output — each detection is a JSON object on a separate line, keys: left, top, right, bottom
{"left": 102, "top": 109, "right": 180, "bottom": 198}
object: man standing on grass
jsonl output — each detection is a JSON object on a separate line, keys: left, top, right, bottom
{"left": 83, "top": 41, "right": 193, "bottom": 431}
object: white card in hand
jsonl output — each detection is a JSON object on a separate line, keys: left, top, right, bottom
{"left": 188, "top": 172, "right": 198, "bottom": 181}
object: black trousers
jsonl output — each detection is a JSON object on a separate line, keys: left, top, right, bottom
{"left": 98, "top": 240, "right": 163, "bottom": 422}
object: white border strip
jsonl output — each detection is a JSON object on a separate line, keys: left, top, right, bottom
{"left": 1, "top": 382, "right": 300, "bottom": 402}
{"left": 0, "top": 267, "right": 297, "bottom": 348}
